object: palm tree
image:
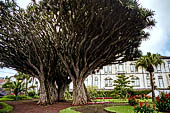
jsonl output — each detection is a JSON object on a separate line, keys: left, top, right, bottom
{"left": 136, "top": 52, "right": 164, "bottom": 102}
{"left": 14, "top": 72, "right": 30, "bottom": 95}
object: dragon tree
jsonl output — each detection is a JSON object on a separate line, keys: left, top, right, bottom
{"left": 41, "top": 0, "right": 155, "bottom": 105}
{"left": 0, "top": 0, "right": 71, "bottom": 105}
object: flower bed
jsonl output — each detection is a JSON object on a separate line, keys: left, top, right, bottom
{"left": 128, "top": 95, "right": 138, "bottom": 106}
{"left": 134, "top": 102, "right": 155, "bottom": 113}
{"left": 156, "top": 93, "right": 170, "bottom": 112}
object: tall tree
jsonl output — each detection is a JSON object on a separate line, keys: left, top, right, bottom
{"left": 0, "top": 0, "right": 71, "bottom": 105}
{"left": 42, "top": 0, "right": 155, "bottom": 105}
{"left": 136, "top": 52, "right": 164, "bottom": 102}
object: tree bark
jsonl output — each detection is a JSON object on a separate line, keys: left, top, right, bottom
{"left": 58, "top": 83, "right": 68, "bottom": 102}
{"left": 72, "top": 80, "right": 87, "bottom": 105}
{"left": 84, "top": 83, "right": 91, "bottom": 102}
{"left": 150, "top": 72, "right": 155, "bottom": 102}
{"left": 38, "top": 75, "right": 58, "bottom": 105}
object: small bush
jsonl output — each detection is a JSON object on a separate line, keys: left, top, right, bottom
{"left": 28, "top": 91, "right": 36, "bottom": 98}
{"left": 0, "top": 102, "right": 13, "bottom": 113}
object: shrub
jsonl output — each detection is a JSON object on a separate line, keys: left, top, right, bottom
{"left": 34, "top": 95, "right": 40, "bottom": 99}
{"left": 28, "top": 91, "right": 36, "bottom": 98}
{"left": 3, "top": 95, "right": 32, "bottom": 100}
{"left": 87, "top": 86, "right": 98, "bottom": 98}
{"left": 0, "top": 102, "right": 13, "bottom": 113}
{"left": 156, "top": 93, "right": 170, "bottom": 112}
{"left": 128, "top": 95, "right": 138, "bottom": 106}
{"left": 134, "top": 102, "right": 156, "bottom": 113}
{"left": 64, "top": 90, "right": 72, "bottom": 100}
{"left": 130, "top": 90, "right": 152, "bottom": 96}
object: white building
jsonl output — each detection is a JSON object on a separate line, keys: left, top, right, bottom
{"left": 70, "top": 57, "right": 170, "bottom": 90}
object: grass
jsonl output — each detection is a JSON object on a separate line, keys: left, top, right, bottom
{"left": 59, "top": 107, "right": 81, "bottom": 113}
{"left": 1, "top": 95, "right": 32, "bottom": 101}
{"left": 92, "top": 99, "right": 152, "bottom": 103}
{"left": 104, "top": 106, "right": 134, "bottom": 113}
{"left": 0, "top": 102, "right": 13, "bottom": 113}
{"left": 0, "top": 98, "right": 14, "bottom": 101}
{"left": 105, "top": 105, "right": 163, "bottom": 113}
{"left": 92, "top": 99, "right": 128, "bottom": 103}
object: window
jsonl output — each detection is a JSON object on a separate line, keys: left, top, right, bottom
{"left": 146, "top": 75, "right": 150, "bottom": 87}
{"left": 119, "top": 64, "right": 124, "bottom": 72}
{"left": 94, "top": 77, "right": 98, "bottom": 86}
{"left": 105, "top": 77, "right": 113, "bottom": 87}
{"left": 168, "top": 62, "right": 170, "bottom": 72}
{"left": 108, "top": 66, "right": 112, "bottom": 74}
{"left": 131, "top": 77, "right": 140, "bottom": 87}
{"left": 85, "top": 78, "right": 88, "bottom": 85}
{"left": 104, "top": 66, "right": 112, "bottom": 74}
{"left": 158, "top": 76, "right": 164, "bottom": 88}
{"left": 157, "top": 64, "right": 161, "bottom": 72}
{"left": 104, "top": 66, "right": 107, "bottom": 74}
{"left": 130, "top": 64, "right": 135, "bottom": 72}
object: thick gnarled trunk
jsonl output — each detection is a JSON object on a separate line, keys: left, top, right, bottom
{"left": 38, "top": 75, "right": 58, "bottom": 105}
{"left": 72, "top": 80, "right": 87, "bottom": 105}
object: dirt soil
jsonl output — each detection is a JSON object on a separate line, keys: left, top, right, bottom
{"left": 0, "top": 104, "right": 3, "bottom": 109}
{"left": 5, "top": 100, "right": 129, "bottom": 113}
{"left": 5, "top": 100, "right": 72, "bottom": 113}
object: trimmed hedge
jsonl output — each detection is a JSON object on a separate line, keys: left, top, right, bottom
{"left": 69, "top": 89, "right": 152, "bottom": 99}
{"left": 130, "top": 90, "right": 152, "bottom": 96}
{"left": 0, "top": 102, "right": 13, "bottom": 113}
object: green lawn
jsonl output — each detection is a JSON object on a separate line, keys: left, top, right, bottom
{"left": 0, "top": 98, "right": 14, "bottom": 101}
{"left": 92, "top": 99, "right": 152, "bottom": 103}
{"left": 0, "top": 102, "right": 13, "bottom": 113}
{"left": 59, "top": 107, "right": 80, "bottom": 113}
{"left": 104, "top": 106, "right": 134, "bottom": 113}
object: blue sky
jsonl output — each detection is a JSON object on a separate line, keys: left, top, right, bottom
{"left": 0, "top": 0, "right": 170, "bottom": 77}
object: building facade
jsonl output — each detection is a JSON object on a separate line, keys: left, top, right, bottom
{"left": 70, "top": 57, "right": 170, "bottom": 90}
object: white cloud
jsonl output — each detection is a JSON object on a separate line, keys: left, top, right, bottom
{"left": 16, "top": 0, "right": 32, "bottom": 9}
{"left": 139, "top": 0, "right": 170, "bottom": 56}
{"left": 0, "top": 68, "right": 17, "bottom": 77}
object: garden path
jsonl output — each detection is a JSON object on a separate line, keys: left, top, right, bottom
{"left": 5, "top": 100, "right": 72, "bottom": 113}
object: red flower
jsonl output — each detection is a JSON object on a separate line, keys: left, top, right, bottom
{"left": 10, "top": 93, "right": 14, "bottom": 95}
{"left": 145, "top": 102, "right": 147, "bottom": 107}
{"left": 148, "top": 104, "right": 150, "bottom": 108}
{"left": 134, "top": 105, "right": 136, "bottom": 109}
{"left": 153, "top": 104, "right": 156, "bottom": 110}
{"left": 156, "top": 96, "right": 160, "bottom": 103}
{"left": 140, "top": 102, "right": 143, "bottom": 107}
